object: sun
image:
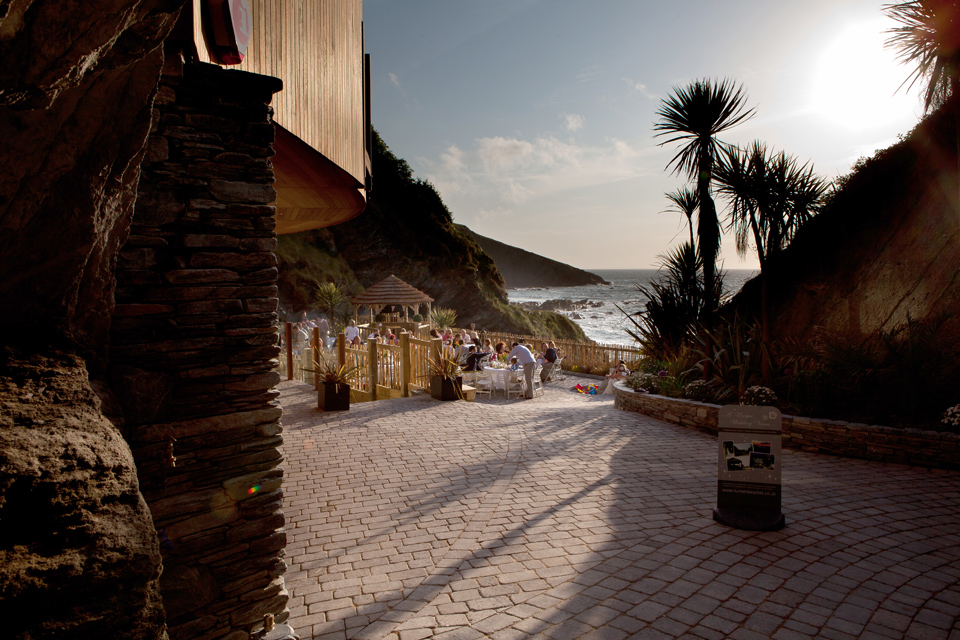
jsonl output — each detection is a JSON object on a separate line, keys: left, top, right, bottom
{"left": 809, "top": 18, "right": 920, "bottom": 131}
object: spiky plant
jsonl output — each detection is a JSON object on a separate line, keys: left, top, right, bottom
{"left": 654, "top": 78, "right": 755, "bottom": 315}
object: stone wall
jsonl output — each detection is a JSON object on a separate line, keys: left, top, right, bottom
{"left": 615, "top": 384, "right": 960, "bottom": 470}
{"left": 110, "top": 59, "right": 287, "bottom": 640}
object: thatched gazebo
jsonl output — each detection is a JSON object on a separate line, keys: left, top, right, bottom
{"left": 350, "top": 275, "right": 434, "bottom": 326}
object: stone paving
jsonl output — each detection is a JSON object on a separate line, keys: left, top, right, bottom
{"left": 278, "top": 377, "right": 960, "bottom": 640}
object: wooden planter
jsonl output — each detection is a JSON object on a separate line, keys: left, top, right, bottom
{"left": 430, "top": 376, "right": 462, "bottom": 401}
{"left": 318, "top": 382, "right": 350, "bottom": 411}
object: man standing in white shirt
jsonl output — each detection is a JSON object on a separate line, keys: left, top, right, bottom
{"left": 507, "top": 341, "right": 536, "bottom": 399}
{"left": 344, "top": 319, "right": 360, "bottom": 343}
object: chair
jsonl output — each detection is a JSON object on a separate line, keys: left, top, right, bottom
{"left": 473, "top": 371, "right": 494, "bottom": 398}
{"left": 532, "top": 366, "right": 544, "bottom": 397}
{"left": 505, "top": 369, "right": 526, "bottom": 399}
{"left": 554, "top": 355, "right": 566, "bottom": 382}
{"left": 461, "top": 371, "right": 477, "bottom": 386}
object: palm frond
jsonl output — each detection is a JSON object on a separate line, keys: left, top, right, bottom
{"left": 653, "top": 78, "right": 757, "bottom": 178}
{"left": 884, "top": 0, "right": 960, "bottom": 111}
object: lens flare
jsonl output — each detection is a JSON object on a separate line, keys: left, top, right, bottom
{"left": 248, "top": 484, "right": 261, "bottom": 495}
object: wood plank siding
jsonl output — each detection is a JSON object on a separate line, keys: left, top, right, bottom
{"left": 191, "top": 0, "right": 369, "bottom": 233}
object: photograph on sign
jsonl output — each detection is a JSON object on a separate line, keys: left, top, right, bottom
{"left": 722, "top": 440, "right": 776, "bottom": 472}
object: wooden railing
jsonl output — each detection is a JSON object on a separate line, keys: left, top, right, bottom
{"left": 279, "top": 323, "right": 642, "bottom": 403}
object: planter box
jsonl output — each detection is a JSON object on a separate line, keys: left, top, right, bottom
{"left": 430, "top": 376, "right": 462, "bottom": 401}
{"left": 318, "top": 383, "right": 350, "bottom": 411}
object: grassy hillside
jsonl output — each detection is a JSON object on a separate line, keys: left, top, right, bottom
{"left": 277, "top": 130, "right": 587, "bottom": 341}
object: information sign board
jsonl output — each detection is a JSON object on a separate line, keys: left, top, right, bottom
{"left": 713, "top": 405, "right": 785, "bottom": 531}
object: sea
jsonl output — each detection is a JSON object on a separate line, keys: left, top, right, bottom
{"left": 507, "top": 268, "right": 759, "bottom": 346}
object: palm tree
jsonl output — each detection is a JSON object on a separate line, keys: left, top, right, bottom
{"left": 314, "top": 281, "right": 348, "bottom": 332}
{"left": 664, "top": 186, "right": 699, "bottom": 248}
{"left": 884, "top": 0, "right": 960, "bottom": 216}
{"left": 654, "top": 78, "right": 755, "bottom": 315}
{"left": 714, "top": 141, "right": 829, "bottom": 382}
{"left": 885, "top": 0, "right": 960, "bottom": 111}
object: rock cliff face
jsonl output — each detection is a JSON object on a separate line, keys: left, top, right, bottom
{"left": 0, "top": 2, "right": 185, "bottom": 638}
{"left": 458, "top": 226, "right": 608, "bottom": 288}
{"left": 729, "top": 101, "right": 960, "bottom": 348}
{"left": 277, "top": 131, "right": 588, "bottom": 340}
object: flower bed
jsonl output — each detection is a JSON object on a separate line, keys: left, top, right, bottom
{"left": 614, "top": 383, "right": 960, "bottom": 470}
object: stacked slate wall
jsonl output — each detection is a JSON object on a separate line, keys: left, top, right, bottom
{"left": 111, "top": 58, "right": 288, "bottom": 640}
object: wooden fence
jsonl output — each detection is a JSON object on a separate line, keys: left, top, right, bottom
{"left": 279, "top": 323, "right": 641, "bottom": 403}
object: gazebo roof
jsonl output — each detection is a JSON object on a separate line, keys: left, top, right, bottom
{"left": 350, "top": 275, "right": 434, "bottom": 306}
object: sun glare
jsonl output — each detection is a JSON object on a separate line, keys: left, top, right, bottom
{"left": 810, "top": 19, "right": 920, "bottom": 130}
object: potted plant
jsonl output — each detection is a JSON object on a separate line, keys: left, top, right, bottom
{"left": 426, "top": 355, "right": 463, "bottom": 401}
{"left": 307, "top": 355, "right": 361, "bottom": 411}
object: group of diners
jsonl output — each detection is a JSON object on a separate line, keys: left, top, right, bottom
{"left": 429, "top": 329, "right": 562, "bottom": 400}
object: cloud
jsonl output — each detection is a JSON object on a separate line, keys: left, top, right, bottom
{"left": 476, "top": 136, "right": 534, "bottom": 171}
{"left": 563, "top": 113, "right": 584, "bottom": 132}
{"left": 477, "top": 206, "right": 514, "bottom": 223}
{"left": 623, "top": 77, "right": 658, "bottom": 100}
{"left": 422, "top": 132, "right": 656, "bottom": 211}
{"left": 389, "top": 72, "right": 401, "bottom": 88}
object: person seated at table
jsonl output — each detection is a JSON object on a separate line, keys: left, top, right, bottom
{"left": 463, "top": 345, "right": 490, "bottom": 371}
{"left": 453, "top": 339, "right": 470, "bottom": 364}
{"left": 483, "top": 338, "right": 493, "bottom": 352}
{"left": 350, "top": 336, "right": 361, "bottom": 347}
{"left": 470, "top": 331, "right": 481, "bottom": 345}
{"left": 429, "top": 328, "right": 441, "bottom": 339}
{"left": 540, "top": 342, "right": 559, "bottom": 382}
{"left": 495, "top": 341, "right": 507, "bottom": 355}
{"left": 344, "top": 319, "right": 360, "bottom": 343}
{"left": 442, "top": 329, "right": 454, "bottom": 343}
{"left": 598, "top": 360, "right": 630, "bottom": 395}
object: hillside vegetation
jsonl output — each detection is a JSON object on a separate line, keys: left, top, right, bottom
{"left": 277, "top": 130, "right": 587, "bottom": 341}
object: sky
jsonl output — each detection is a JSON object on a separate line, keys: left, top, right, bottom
{"left": 362, "top": 0, "right": 926, "bottom": 270}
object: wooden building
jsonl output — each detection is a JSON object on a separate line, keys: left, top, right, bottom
{"left": 187, "top": 0, "right": 371, "bottom": 233}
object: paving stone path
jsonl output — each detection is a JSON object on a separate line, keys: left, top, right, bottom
{"left": 279, "top": 378, "right": 960, "bottom": 640}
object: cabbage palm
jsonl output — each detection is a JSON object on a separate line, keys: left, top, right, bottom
{"left": 885, "top": 0, "right": 960, "bottom": 217}
{"left": 884, "top": 0, "right": 960, "bottom": 111}
{"left": 664, "top": 186, "right": 699, "bottom": 248}
{"left": 714, "top": 141, "right": 829, "bottom": 382}
{"left": 315, "top": 281, "right": 349, "bottom": 330}
{"left": 654, "top": 78, "right": 755, "bottom": 314}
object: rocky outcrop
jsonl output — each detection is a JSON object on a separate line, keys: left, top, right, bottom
{"left": 0, "top": 2, "right": 185, "bottom": 639}
{"left": 458, "top": 226, "right": 608, "bottom": 288}
{"left": 0, "top": 348, "right": 166, "bottom": 639}
{"left": 729, "top": 101, "right": 960, "bottom": 349}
